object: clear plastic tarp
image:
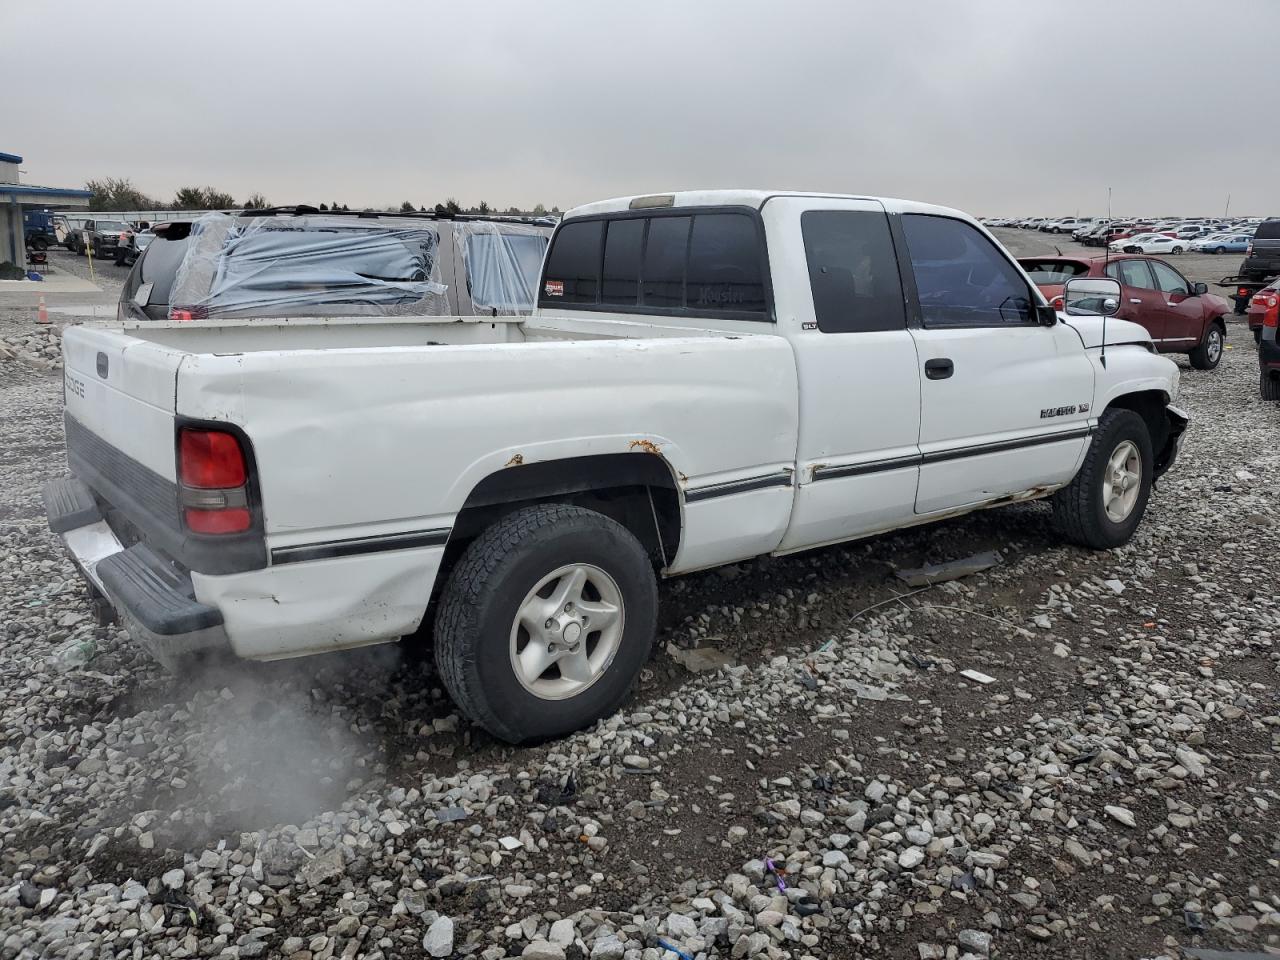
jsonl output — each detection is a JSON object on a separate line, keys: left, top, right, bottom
{"left": 169, "top": 214, "right": 449, "bottom": 319}
{"left": 454, "top": 221, "right": 550, "bottom": 316}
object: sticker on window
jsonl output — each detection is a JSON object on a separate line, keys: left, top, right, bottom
{"left": 544, "top": 279, "right": 564, "bottom": 297}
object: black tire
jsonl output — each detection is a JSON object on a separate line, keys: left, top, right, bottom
{"left": 114, "top": 250, "right": 125, "bottom": 266}
{"left": 1189, "top": 322, "right": 1224, "bottom": 370}
{"left": 1213, "top": 246, "right": 1226, "bottom": 255}
{"left": 1262, "top": 369, "right": 1280, "bottom": 401}
{"left": 31, "top": 237, "right": 48, "bottom": 251}
{"left": 1171, "top": 246, "right": 1184, "bottom": 255}
{"left": 1254, "top": 327, "right": 1263, "bottom": 344}
{"left": 75, "top": 241, "right": 85, "bottom": 256}
{"left": 92, "top": 240, "right": 102, "bottom": 260}
{"left": 434, "top": 504, "right": 658, "bottom": 743}
{"left": 1052, "top": 409, "right": 1153, "bottom": 550}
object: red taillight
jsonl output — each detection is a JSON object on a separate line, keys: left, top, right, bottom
{"left": 1239, "top": 287, "right": 1251, "bottom": 298}
{"left": 169, "top": 306, "right": 209, "bottom": 322}
{"left": 1266, "top": 303, "right": 1279, "bottom": 330}
{"left": 1247, "top": 243, "right": 1254, "bottom": 256}
{"left": 178, "top": 428, "right": 250, "bottom": 534}
{"left": 184, "top": 507, "right": 252, "bottom": 534}
{"left": 180, "top": 429, "right": 246, "bottom": 488}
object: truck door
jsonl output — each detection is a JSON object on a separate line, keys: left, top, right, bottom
{"left": 766, "top": 198, "right": 923, "bottom": 551}
{"left": 1148, "top": 259, "right": 1203, "bottom": 348}
{"left": 899, "top": 213, "right": 1095, "bottom": 514}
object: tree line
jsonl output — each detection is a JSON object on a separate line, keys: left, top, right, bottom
{"left": 84, "top": 177, "right": 558, "bottom": 216}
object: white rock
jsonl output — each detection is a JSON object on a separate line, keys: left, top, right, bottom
{"left": 1105, "top": 805, "right": 1136, "bottom": 828}
{"left": 424, "top": 916, "right": 454, "bottom": 958}
{"left": 161, "top": 868, "right": 185, "bottom": 890}
{"left": 898, "top": 847, "right": 925, "bottom": 869}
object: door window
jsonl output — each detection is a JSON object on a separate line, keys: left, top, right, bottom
{"left": 1150, "top": 261, "right": 1189, "bottom": 296}
{"left": 801, "top": 210, "right": 905, "bottom": 333}
{"left": 1108, "top": 259, "right": 1156, "bottom": 290}
{"left": 900, "top": 214, "right": 1034, "bottom": 325}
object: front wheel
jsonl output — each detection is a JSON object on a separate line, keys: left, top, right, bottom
{"left": 31, "top": 237, "right": 48, "bottom": 251}
{"left": 1189, "top": 323, "right": 1224, "bottom": 370}
{"left": 1052, "top": 409, "right": 1153, "bottom": 550}
{"left": 1213, "top": 246, "right": 1226, "bottom": 255}
{"left": 434, "top": 504, "right": 657, "bottom": 743}
{"left": 1171, "top": 246, "right": 1184, "bottom": 254}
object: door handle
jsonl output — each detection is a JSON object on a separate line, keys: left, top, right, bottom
{"left": 925, "top": 358, "right": 954, "bottom": 380}
{"left": 1129, "top": 298, "right": 1142, "bottom": 303}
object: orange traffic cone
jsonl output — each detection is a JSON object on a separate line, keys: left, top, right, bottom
{"left": 36, "top": 295, "right": 49, "bottom": 325}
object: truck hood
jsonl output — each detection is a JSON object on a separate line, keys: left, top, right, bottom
{"left": 1058, "top": 314, "right": 1154, "bottom": 350}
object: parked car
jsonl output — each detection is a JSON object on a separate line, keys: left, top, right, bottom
{"left": 22, "top": 209, "right": 59, "bottom": 251}
{"left": 119, "top": 209, "right": 552, "bottom": 321}
{"left": 46, "top": 190, "right": 1187, "bottom": 743}
{"left": 1246, "top": 277, "right": 1280, "bottom": 343}
{"left": 1189, "top": 233, "right": 1252, "bottom": 255}
{"left": 1047, "top": 217, "right": 1090, "bottom": 234}
{"left": 114, "top": 228, "right": 157, "bottom": 266}
{"left": 1113, "top": 234, "right": 1187, "bottom": 255}
{"left": 76, "top": 218, "right": 130, "bottom": 258}
{"left": 1240, "top": 218, "right": 1280, "bottom": 281}
{"left": 1019, "top": 253, "right": 1229, "bottom": 369}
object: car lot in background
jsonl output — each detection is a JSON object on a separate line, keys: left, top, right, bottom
{"left": 1112, "top": 233, "right": 1188, "bottom": 255}
{"left": 1017, "top": 252, "right": 1229, "bottom": 368}
{"left": 1189, "top": 233, "right": 1252, "bottom": 254}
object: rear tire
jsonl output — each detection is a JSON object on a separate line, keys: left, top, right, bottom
{"left": 31, "top": 237, "right": 48, "bottom": 251}
{"left": 1189, "top": 323, "right": 1224, "bottom": 370}
{"left": 1213, "top": 246, "right": 1226, "bottom": 254}
{"left": 1262, "top": 369, "right": 1280, "bottom": 401}
{"left": 1171, "top": 246, "right": 1184, "bottom": 254}
{"left": 1052, "top": 409, "right": 1153, "bottom": 550}
{"left": 434, "top": 504, "right": 658, "bottom": 743}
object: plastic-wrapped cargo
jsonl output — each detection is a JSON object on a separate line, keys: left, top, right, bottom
{"left": 168, "top": 213, "right": 449, "bottom": 319}
{"left": 452, "top": 220, "right": 550, "bottom": 316}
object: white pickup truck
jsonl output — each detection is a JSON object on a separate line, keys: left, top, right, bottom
{"left": 46, "top": 190, "right": 1187, "bottom": 743}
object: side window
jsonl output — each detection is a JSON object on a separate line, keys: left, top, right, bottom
{"left": 1150, "top": 261, "right": 1189, "bottom": 295}
{"left": 642, "top": 216, "right": 690, "bottom": 309}
{"left": 900, "top": 214, "right": 1033, "bottom": 325}
{"left": 540, "top": 220, "right": 602, "bottom": 304}
{"left": 801, "top": 210, "right": 905, "bottom": 333}
{"left": 601, "top": 218, "right": 644, "bottom": 306}
{"left": 685, "top": 214, "right": 766, "bottom": 315}
{"left": 1116, "top": 259, "right": 1155, "bottom": 290}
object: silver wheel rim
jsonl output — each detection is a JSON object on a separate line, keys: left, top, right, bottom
{"left": 1103, "top": 440, "right": 1142, "bottom": 523}
{"left": 509, "top": 563, "right": 624, "bottom": 700}
{"left": 1206, "top": 329, "right": 1222, "bottom": 364}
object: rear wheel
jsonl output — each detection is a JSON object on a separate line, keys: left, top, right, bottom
{"left": 1189, "top": 323, "right": 1224, "bottom": 370}
{"left": 1213, "top": 246, "right": 1226, "bottom": 254}
{"left": 1052, "top": 409, "right": 1153, "bottom": 550}
{"left": 1262, "top": 369, "right": 1280, "bottom": 401}
{"left": 434, "top": 504, "right": 657, "bottom": 743}
{"left": 30, "top": 237, "right": 48, "bottom": 251}
{"left": 1171, "top": 245, "right": 1184, "bottom": 254}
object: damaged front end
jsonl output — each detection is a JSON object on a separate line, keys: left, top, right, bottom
{"left": 1154, "top": 404, "right": 1189, "bottom": 481}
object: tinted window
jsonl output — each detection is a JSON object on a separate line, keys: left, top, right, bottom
{"left": 1150, "top": 261, "right": 1188, "bottom": 295}
{"left": 642, "top": 216, "right": 690, "bottom": 309}
{"left": 686, "top": 214, "right": 766, "bottom": 315}
{"left": 1255, "top": 220, "right": 1280, "bottom": 240}
{"left": 1018, "top": 259, "right": 1090, "bottom": 284}
{"left": 541, "top": 220, "right": 602, "bottom": 304}
{"left": 138, "top": 235, "right": 192, "bottom": 306}
{"left": 900, "top": 215, "right": 1033, "bottom": 325}
{"left": 1111, "top": 259, "right": 1155, "bottom": 290}
{"left": 801, "top": 210, "right": 904, "bottom": 333}
{"left": 601, "top": 218, "right": 644, "bottom": 306}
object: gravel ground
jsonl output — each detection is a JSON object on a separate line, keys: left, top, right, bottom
{"left": 0, "top": 251, "right": 1277, "bottom": 960}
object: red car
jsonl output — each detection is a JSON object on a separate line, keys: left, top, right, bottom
{"left": 1018, "top": 254, "right": 1231, "bottom": 370}
{"left": 1247, "top": 278, "right": 1280, "bottom": 342}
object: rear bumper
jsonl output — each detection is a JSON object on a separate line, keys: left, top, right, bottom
{"left": 42, "top": 477, "right": 231, "bottom": 660}
{"left": 44, "top": 476, "right": 447, "bottom": 664}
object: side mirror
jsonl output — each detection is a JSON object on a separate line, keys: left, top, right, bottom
{"left": 1192, "top": 281, "right": 1208, "bottom": 295}
{"left": 1063, "top": 276, "right": 1121, "bottom": 317}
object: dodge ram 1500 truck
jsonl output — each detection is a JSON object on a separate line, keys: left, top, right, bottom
{"left": 45, "top": 190, "right": 1188, "bottom": 743}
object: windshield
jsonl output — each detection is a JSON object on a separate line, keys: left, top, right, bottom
{"left": 464, "top": 232, "right": 549, "bottom": 313}
{"left": 97, "top": 220, "right": 127, "bottom": 232}
{"left": 1019, "top": 260, "right": 1091, "bottom": 284}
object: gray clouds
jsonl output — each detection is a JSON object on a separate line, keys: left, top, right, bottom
{"left": 3, "top": 0, "right": 1273, "bottom": 215}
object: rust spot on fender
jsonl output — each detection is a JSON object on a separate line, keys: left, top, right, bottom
{"left": 629, "top": 439, "right": 662, "bottom": 455}
{"left": 677, "top": 471, "right": 689, "bottom": 484}
{"left": 505, "top": 453, "right": 525, "bottom": 467}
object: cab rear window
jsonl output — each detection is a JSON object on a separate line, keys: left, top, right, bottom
{"left": 1018, "top": 260, "right": 1091, "bottom": 284}
{"left": 539, "top": 210, "right": 770, "bottom": 320}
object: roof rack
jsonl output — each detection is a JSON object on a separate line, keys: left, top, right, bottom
{"left": 229, "top": 205, "right": 552, "bottom": 225}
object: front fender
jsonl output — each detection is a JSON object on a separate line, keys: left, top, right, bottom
{"left": 1154, "top": 404, "right": 1189, "bottom": 480}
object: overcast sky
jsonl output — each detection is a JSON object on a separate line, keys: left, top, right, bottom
{"left": 4, "top": 0, "right": 1274, "bottom": 216}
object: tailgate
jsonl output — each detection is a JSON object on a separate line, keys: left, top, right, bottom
{"left": 62, "top": 325, "right": 182, "bottom": 480}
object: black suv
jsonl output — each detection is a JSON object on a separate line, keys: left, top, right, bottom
{"left": 119, "top": 208, "right": 551, "bottom": 322}
{"left": 1241, "top": 219, "right": 1280, "bottom": 282}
